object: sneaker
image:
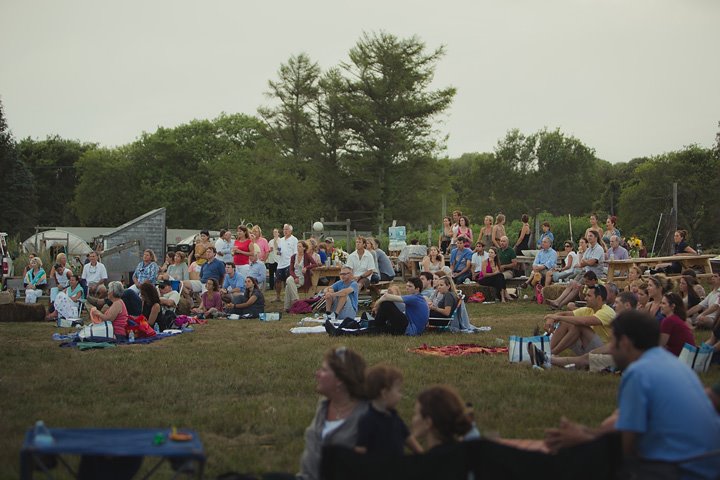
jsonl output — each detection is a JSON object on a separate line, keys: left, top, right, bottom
{"left": 325, "top": 312, "right": 336, "bottom": 322}
{"left": 527, "top": 343, "right": 547, "bottom": 368}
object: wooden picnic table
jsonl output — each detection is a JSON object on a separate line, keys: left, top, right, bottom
{"left": 606, "top": 254, "right": 715, "bottom": 284}
{"left": 310, "top": 265, "right": 342, "bottom": 294}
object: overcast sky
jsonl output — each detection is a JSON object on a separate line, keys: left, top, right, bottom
{"left": 1, "top": 0, "right": 718, "bottom": 163}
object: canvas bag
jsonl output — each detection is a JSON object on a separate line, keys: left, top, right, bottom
{"left": 509, "top": 335, "right": 552, "bottom": 366}
{"left": 678, "top": 343, "right": 713, "bottom": 374}
{"left": 78, "top": 320, "right": 115, "bottom": 340}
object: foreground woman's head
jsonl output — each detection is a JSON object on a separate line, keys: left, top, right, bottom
{"left": 316, "top": 346, "right": 367, "bottom": 399}
{"left": 412, "top": 385, "right": 471, "bottom": 444}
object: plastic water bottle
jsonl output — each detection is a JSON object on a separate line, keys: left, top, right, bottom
{"left": 34, "top": 420, "right": 54, "bottom": 446}
{"left": 128, "top": 330, "right": 135, "bottom": 343}
{"left": 154, "top": 323, "right": 160, "bottom": 334}
{"left": 697, "top": 244, "right": 703, "bottom": 255}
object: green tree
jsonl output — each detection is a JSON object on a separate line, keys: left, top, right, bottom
{"left": 494, "top": 128, "right": 601, "bottom": 216}
{"left": 258, "top": 53, "right": 320, "bottom": 173}
{"left": 0, "top": 99, "right": 37, "bottom": 235}
{"left": 18, "top": 136, "right": 96, "bottom": 225}
{"left": 618, "top": 145, "right": 720, "bottom": 250}
{"left": 73, "top": 146, "right": 141, "bottom": 226}
{"left": 340, "top": 31, "right": 456, "bottom": 227}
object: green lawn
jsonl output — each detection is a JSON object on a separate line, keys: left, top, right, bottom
{"left": 1, "top": 300, "right": 718, "bottom": 479}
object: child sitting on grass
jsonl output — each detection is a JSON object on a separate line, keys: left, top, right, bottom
{"left": 355, "top": 364, "right": 422, "bottom": 456}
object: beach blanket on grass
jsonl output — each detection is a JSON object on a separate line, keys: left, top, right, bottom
{"left": 58, "top": 328, "right": 193, "bottom": 348}
{"left": 410, "top": 343, "right": 509, "bottom": 357}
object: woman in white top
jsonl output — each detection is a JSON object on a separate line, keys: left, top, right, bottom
{"left": 422, "top": 246, "right": 450, "bottom": 275}
{"left": 545, "top": 240, "right": 580, "bottom": 286}
{"left": 49, "top": 253, "right": 71, "bottom": 290}
{"left": 266, "top": 228, "right": 281, "bottom": 290}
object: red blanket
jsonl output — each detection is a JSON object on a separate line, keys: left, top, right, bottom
{"left": 409, "top": 343, "right": 509, "bottom": 357}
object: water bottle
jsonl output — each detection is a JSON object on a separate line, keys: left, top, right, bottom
{"left": 128, "top": 330, "right": 135, "bottom": 343}
{"left": 697, "top": 244, "right": 702, "bottom": 255}
{"left": 154, "top": 323, "right": 160, "bottom": 334}
{"left": 34, "top": 420, "right": 54, "bottom": 446}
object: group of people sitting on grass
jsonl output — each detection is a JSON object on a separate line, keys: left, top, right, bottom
{"left": 252, "top": 333, "right": 720, "bottom": 480}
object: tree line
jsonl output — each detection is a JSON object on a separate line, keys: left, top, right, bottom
{"left": 1, "top": 31, "right": 719, "bottom": 250}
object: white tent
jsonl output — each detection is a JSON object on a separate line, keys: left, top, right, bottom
{"left": 22, "top": 229, "right": 93, "bottom": 256}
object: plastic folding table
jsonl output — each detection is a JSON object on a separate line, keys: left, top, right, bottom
{"left": 20, "top": 427, "right": 205, "bottom": 479}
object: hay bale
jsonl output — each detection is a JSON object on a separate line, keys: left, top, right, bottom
{"left": 541, "top": 284, "right": 567, "bottom": 301}
{"left": 0, "top": 302, "right": 46, "bottom": 322}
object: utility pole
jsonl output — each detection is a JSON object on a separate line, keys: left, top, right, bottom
{"left": 671, "top": 182, "right": 678, "bottom": 256}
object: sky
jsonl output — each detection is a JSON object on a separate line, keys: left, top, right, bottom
{"left": 1, "top": 0, "right": 718, "bottom": 164}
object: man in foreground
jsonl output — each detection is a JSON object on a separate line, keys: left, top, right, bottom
{"left": 545, "top": 310, "right": 720, "bottom": 479}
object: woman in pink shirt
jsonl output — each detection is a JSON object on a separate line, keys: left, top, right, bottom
{"left": 89, "top": 281, "right": 129, "bottom": 340}
{"left": 251, "top": 225, "right": 270, "bottom": 262}
{"left": 193, "top": 278, "right": 224, "bottom": 318}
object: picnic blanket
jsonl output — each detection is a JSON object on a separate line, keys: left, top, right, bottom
{"left": 409, "top": 343, "right": 509, "bottom": 357}
{"left": 57, "top": 328, "right": 194, "bottom": 348}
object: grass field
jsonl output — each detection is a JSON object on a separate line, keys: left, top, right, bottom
{"left": 1, "top": 299, "right": 718, "bottom": 479}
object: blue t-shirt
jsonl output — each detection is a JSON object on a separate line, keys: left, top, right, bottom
{"left": 616, "top": 347, "right": 720, "bottom": 479}
{"left": 402, "top": 293, "right": 429, "bottom": 336}
{"left": 223, "top": 272, "right": 245, "bottom": 293}
{"left": 332, "top": 279, "right": 359, "bottom": 311}
{"left": 450, "top": 247, "right": 473, "bottom": 274}
{"left": 200, "top": 258, "right": 225, "bottom": 284}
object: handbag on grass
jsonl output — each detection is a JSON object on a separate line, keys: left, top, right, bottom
{"left": 509, "top": 335, "right": 552, "bottom": 366}
{"left": 678, "top": 343, "right": 713, "bottom": 373}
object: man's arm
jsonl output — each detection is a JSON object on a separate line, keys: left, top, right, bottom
{"left": 556, "top": 314, "right": 601, "bottom": 327}
{"left": 621, "top": 431, "right": 638, "bottom": 457}
{"left": 502, "top": 258, "right": 518, "bottom": 271}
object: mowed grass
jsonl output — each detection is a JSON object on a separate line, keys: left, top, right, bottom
{"left": 1, "top": 299, "right": 718, "bottom": 478}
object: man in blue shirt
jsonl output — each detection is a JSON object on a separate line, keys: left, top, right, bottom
{"left": 450, "top": 236, "right": 473, "bottom": 284}
{"left": 221, "top": 262, "right": 244, "bottom": 302}
{"left": 246, "top": 251, "right": 266, "bottom": 287}
{"left": 200, "top": 247, "right": 225, "bottom": 288}
{"left": 322, "top": 265, "right": 359, "bottom": 321}
{"left": 522, "top": 236, "right": 557, "bottom": 289}
{"left": 545, "top": 310, "right": 720, "bottom": 479}
{"left": 369, "top": 277, "right": 429, "bottom": 336}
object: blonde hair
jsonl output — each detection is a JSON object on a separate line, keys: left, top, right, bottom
{"left": 55, "top": 253, "right": 67, "bottom": 262}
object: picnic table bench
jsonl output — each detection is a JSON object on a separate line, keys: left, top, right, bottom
{"left": 310, "top": 266, "right": 342, "bottom": 295}
{"left": 607, "top": 254, "right": 715, "bottom": 284}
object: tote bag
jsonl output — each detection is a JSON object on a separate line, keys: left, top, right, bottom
{"left": 509, "top": 335, "right": 552, "bottom": 367}
{"left": 678, "top": 343, "right": 713, "bottom": 374}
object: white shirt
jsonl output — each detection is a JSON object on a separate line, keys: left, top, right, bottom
{"left": 471, "top": 252, "right": 489, "bottom": 273}
{"left": 699, "top": 287, "right": 720, "bottom": 322}
{"left": 277, "top": 235, "right": 298, "bottom": 269}
{"left": 160, "top": 289, "right": 181, "bottom": 312}
{"left": 215, "top": 238, "right": 234, "bottom": 264}
{"left": 567, "top": 251, "right": 580, "bottom": 269}
{"left": 81, "top": 262, "right": 108, "bottom": 284}
{"left": 345, "top": 250, "right": 376, "bottom": 278}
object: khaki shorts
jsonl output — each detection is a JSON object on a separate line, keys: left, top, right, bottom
{"left": 589, "top": 353, "right": 615, "bottom": 373}
{"left": 571, "top": 334, "right": 604, "bottom": 355}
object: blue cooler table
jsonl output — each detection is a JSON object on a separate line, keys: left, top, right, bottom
{"left": 20, "top": 428, "right": 205, "bottom": 479}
